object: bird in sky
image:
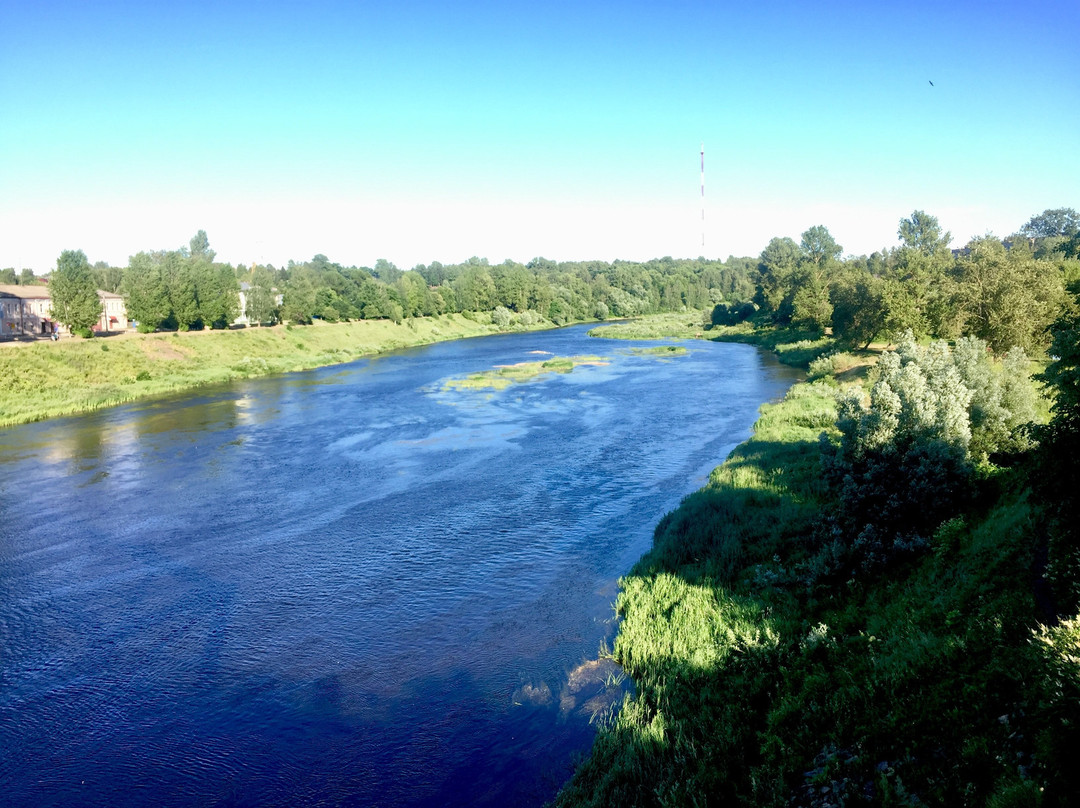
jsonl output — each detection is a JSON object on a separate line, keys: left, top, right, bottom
{"left": 929, "top": 79, "right": 934, "bottom": 86}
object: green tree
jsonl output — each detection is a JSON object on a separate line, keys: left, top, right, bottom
{"left": 281, "top": 274, "right": 317, "bottom": 324}
{"left": 161, "top": 251, "right": 199, "bottom": 330}
{"left": 791, "top": 276, "right": 833, "bottom": 332}
{"left": 830, "top": 269, "right": 885, "bottom": 348}
{"left": 898, "top": 210, "right": 952, "bottom": 255}
{"left": 372, "top": 258, "right": 402, "bottom": 283}
{"left": 883, "top": 247, "right": 957, "bottom": 340}
{"left": 0, "top": 268, "right": 15, "bottom": 284}
{"left": 800, "top": 224, "right": 842, "bottom": 267}
{"left": 1034, "top": 285, "right": 1080, "bottom": 609}
{"left": 50, "top": 249, "right": 103, "bottom": 336}
{"left": 954, "top": 236, "right": 1064, "bottom": 353}
{"left": 92, "top": 261, "right": 123, "bottom": 293}
{"left": 244, "top": 267, "right": 278, "bottom": 325}
{"left": 951, "top": 335, "right": 1034, "bottom": 458}
{"left": 755, "top": 236, "right": 801, "bottom": 319}
{"left": 122, "top": 252, "right": 171, "bottom": 332}
{"left": 1021, "top": 207, "right": 1080, "bottom": 239}
{"left": 18, "top": 268, "right": 36, "bottom": 286}
{"left": 188, "top": 229, "right": 217, "bottom": 261}
{"left": 195, "top": 262, "right": 239, "bottom": 328}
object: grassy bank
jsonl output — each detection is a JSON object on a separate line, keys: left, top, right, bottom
{"left": 0, "top": 314, "right": 542, "bottom": 426}
{"left": 589, "top": 312, "right": 838, "bottom": 368}
{"left": 556, "top": 324, "right": 1076, "bottom": 806}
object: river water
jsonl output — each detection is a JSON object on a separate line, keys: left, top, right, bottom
{"left": 0, "top": 325, "right": 799, "bottom": 807}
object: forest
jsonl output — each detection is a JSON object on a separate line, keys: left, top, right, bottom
{"left": 6, "top": 208, "right": 1077, "bottom": 355}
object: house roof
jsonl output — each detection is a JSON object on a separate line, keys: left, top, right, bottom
{"left": 0, "top": 284, "right": 123, "bottom": 300}
{"left": 0, "top": 284, "right": 50, "bottom": 299}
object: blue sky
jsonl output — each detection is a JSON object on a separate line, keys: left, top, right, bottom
{"left": 2, "top": 0, "right": 1078, "bottom": 271}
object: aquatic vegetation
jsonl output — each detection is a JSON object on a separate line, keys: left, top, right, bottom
{"left": 442, "top": 355, "right": 608, "bottom": 391}
{"left": 628, "top": 345, "right": 688, "bottom": 357}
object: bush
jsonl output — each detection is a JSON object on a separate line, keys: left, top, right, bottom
{"left": 822, "top": 333, "right": 992, "bottom": 572}
{"left": 807, "top": 353, "right": 836, "bottom": 380}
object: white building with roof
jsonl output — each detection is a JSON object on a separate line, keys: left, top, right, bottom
{"left": 0, "top": 284, "right": 128, "bottom": 338}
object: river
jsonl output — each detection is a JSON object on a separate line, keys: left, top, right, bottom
{"left": 0, "top": 324, "right": 800, "bottom": 806}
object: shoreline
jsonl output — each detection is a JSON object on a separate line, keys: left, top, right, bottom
{"left": 0, "top": 314, "right": 561, "bottom": 428}
{"left": 0, "top": 310, "right": 734, "bottom": 429}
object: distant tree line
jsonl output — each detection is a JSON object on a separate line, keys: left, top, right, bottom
{"left": 36, "top": 207, "right": 1078, "bottom": 343}
{"left": 751, "top": 208, "right": 1079, "bottom": 355}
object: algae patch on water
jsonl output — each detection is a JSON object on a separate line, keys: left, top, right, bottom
{"left": 629, "top": 345, "right": 688, "bottom": 358}
{"left": 443, "top": 355, "right": 608, "bottom": 391}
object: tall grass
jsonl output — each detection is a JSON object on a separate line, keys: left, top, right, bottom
{"left": 557, "top": 358, "right": 1072, "bottom": 806}
{"left": 588, "top": 311, "right": 708, "bottom": 340}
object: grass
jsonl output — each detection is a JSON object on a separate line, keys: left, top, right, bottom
{"left": 0, "top": 315, "right": 542, "bottom": 426}
{"left": 588, "top": 311, "right": 707, "bottom": 340}
{"left": 556, "top": 341, "right": 1075, "bottom": 807}
{"left": 705, "top": 321, "right": 837, "bottom": 367}
{"left": 442, "top": 355, "right": 608, "bottom": 391}
{"left": 590, "top": 312, "right": 840, "bottom": 369}
{"left": 628, "top": 345, "right": 689, "bottom": 357}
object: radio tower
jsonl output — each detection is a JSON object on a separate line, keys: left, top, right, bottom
{"left": 700, "top": 142, "right": 705, "bottom": 249}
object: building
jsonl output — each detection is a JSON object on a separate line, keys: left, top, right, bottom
{"left": 98, "top": 290, "right": 128, "bottom": 332}
{"left": 235, "top": 281, "right": 283, "bottom": 326}
{"left": 0, "top": 284, "right": 128, "bottom": 338}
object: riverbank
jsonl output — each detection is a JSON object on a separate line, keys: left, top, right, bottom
{"left": 555, "top": 330, "right": 1073, "bottom": 806}
{"left": 0, "top": 314, "right": 551, "bottom": 427}
{"left": 0, "top": 309, "right": 750, "bottom": 428}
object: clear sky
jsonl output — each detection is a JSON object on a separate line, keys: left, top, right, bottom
{"left": 2, "top": 0, "right": 1078, "bottom": 272}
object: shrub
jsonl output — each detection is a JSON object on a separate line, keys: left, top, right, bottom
{"left": 822, "top": 332, "right": 991, "bottom": 572}
{"left": 807, "top": 353, "right": 837, "bottom": 380}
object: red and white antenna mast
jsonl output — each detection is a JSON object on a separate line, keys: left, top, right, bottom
{"left": 700, "top": 142, "right": 705, "bottom": 249}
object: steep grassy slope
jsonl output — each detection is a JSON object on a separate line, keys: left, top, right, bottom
{"left": 556, "top": 328, "right": 1076, "bottom": 807}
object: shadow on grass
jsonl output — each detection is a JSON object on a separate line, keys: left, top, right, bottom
{"left": 552, "top": 378, "right": 1073, "bottom": 808}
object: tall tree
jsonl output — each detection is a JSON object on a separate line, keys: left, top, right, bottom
{"left": 188, "top": 230, "right": 217, "bottom": 262}
{"left": 1034, "top": 283, "right": 1080, "bottom": 609}
{"left": 50, "top": 249, "right": 102, "bottom": 336}
{"left": 755, "top": 236, "right": 801, "bottom": 319}
{"left": 244, "top": 266, "right": 279, "bottom": 325}
{"left": 830, "top": 268, "right": 885, "bottom": 348}
{"left": 800, "top": 224, "right": 842, "bottom": 267}
{"left": 898, "top": 210, "right": 952, "bottom": 255}
{"left": 1021, "top": 208, "right": 1080, "bottom": 239}
{"left": 954, "top": 235, "right": 1064, "bottom": 353}
{"left": 162, "top": 251, "right": 199, "bottom": 330}
{"left": 92, "top": 261, "right": 123, "bottom": 293}
{"left": 123, "top": 252, "right": 171, "bottom": 332}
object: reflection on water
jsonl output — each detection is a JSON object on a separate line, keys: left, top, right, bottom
{"left": 0, "top": 325, "right": 800, "bottom": 807}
